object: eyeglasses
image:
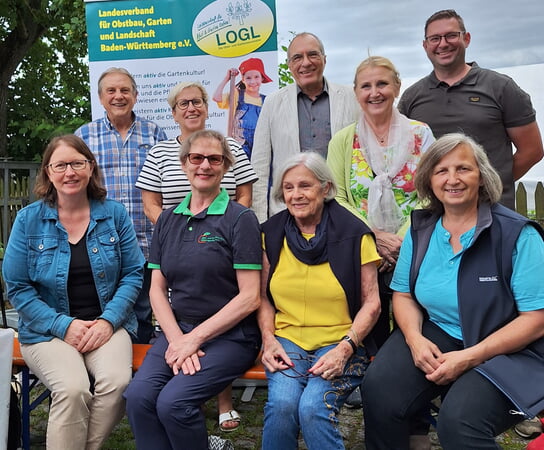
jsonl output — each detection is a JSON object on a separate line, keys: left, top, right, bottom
{"left": 424, "top": 31, "right": 465, "bottom": 45}
{"left": 288, "top": 51, "right": 323, "bottom": 64}
{"left": 47, "top": 160, "right": 92, "bottom": 173}
{"left": 175, "top": 98, "right": 205, "bottom": 110}
{"left": 186, "top": 153, "right": 225, "bottom": 165}
{"left": 278, "top": 352, "right": 319, "bottom": 379}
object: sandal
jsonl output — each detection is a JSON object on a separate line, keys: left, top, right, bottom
{"left": 219, "top": 410, "right": 241, "bottom": 432}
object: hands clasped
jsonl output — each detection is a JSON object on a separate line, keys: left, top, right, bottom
{"left": 408, "top": 334, "right": 473, "bottom": 385}
{"left": 165, "top": 333, "right": 205, "bottom": 376}
{"left": 64, "top": 318, "right": 113, "bottom": 353}
{"left": 374, "top": 230, "right": 402, "bottom": 272}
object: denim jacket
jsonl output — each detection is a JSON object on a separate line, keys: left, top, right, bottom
{"left": 2, "top": 198, "right": 145, "bottom": 344}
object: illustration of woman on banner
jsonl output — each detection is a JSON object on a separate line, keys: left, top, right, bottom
{"left": 213, "top": 57, "right": 272, "bottom": 158}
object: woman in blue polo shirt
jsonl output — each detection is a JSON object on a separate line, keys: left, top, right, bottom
{"left": 362, "top": 133, "right": 544, "bottom": 449}
{"left": 124, "top": 129, "right": 262, "bottom": 450}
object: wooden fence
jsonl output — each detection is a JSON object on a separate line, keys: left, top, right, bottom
{"left": 0, "top": 160, "right": 543, "bottom": 248}
{"left": 0, "top": 161, "right": 40, "bottom": 253}
{"left": 514, "top": 181, "right": 544, "bottom": 226}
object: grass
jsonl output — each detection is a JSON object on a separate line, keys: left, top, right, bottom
{"left": 23, "top": 383, "right": 530, "bottom": 449}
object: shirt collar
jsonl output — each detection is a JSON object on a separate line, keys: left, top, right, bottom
{"left": 296, "top": 77, "right": 329, "bottom": 97}
{"left": 41, "top": 199, "right": 109, "bottom": 221}
{"left": 173, "top": 188, "right": 229, "bottom": 216}
{"left": 428, "top": 62, "right": 479, "bottom": 88}
{"left": 101, "top": 111, "right": 136, "bottom": 132}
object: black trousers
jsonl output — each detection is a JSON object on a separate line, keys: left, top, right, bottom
{"left": 362, "top": 322, "right": 521, "bottom": 450}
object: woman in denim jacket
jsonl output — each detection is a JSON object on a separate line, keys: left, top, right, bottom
{"left": 2, "top": 134, "right": 144, "bottom": 450}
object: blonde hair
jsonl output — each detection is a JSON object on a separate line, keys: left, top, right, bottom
{"left": 167, "top": 82, "right": 209, "bottom": 110}
{"left": 353, "top": 56, "right": 401, "bottom": 90}
{"left": 179, "top": 130, "right": 235, "bottom": 170}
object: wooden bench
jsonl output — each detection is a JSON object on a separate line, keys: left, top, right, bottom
{"left": 234, "top": 358, "right": 267, "bottom": 402}
{"left": 12, "top": 337, "right": 266, "bottom": 450}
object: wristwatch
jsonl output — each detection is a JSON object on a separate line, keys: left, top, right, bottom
{"left": 342, "top": 335, "right": 358, "bottom": 352}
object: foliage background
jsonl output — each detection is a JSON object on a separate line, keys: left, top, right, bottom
{"left": 0, "top": 0, "right": 91, "bottom": 160}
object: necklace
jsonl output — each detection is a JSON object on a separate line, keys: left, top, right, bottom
{"left": 374, "top": 131, "right": 388, "bottom": 145}
{"left": 366, "top": 119, "right": 389, "bottom": 145}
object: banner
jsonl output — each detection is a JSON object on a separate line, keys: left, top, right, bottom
{"left": 84, "top": 0, "right": 277, "bottom": 138}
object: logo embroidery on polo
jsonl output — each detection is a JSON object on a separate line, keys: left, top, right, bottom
{"left": 469, "top": 96, "right": 480, "bottom": 102}
{"left": 197, "top": 232, "right": 226, "bottom": 243}
{"left": 478, "top": 276, "right": 498, "bottom": 282}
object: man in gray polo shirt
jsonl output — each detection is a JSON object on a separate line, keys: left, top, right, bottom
{"left": 251, "top": 32, "right": 359, "bottom": 222}
{"left": 398, "top": 9, "right": 543, "bottom": 210}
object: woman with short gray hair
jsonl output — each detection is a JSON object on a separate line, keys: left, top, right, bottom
{"left": 258, "top": 152, "right": 382, "bottom": 449}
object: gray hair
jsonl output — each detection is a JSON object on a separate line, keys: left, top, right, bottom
{"left": 287, "top": 32, "right": 326, "bottom": 59}
{"left": 179, "top": 129, "right": 234, "bottom": 170}
{"left": 98, "top": 67, "right": 138, "bottom": 95}
{"left": 271, "top": 152, "right": 337, "bottom": 204}
{"left": 167, "top": 81, "right": 209, "bottom": 110}
{"left": 415, "top": 133, "right": 502, "bottom": 213}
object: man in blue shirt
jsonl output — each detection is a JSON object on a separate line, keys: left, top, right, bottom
{"left": 76, "top": 67, "right": 167, "bottom": 343}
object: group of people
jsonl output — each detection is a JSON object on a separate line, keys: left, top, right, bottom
{"left": 3, "top": 8, "right": 544, "bottom": 450}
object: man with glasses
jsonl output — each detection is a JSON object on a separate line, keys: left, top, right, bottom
{"left": 251, "top": 32, "right": 359, "bottom": 222}
{"left": 76, "top": 67, "right": 167, "bottom": 344}
{"left": 398, "top": 9, "right": 543, "bottom": 210}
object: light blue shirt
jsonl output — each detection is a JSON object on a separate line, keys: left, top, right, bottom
{"left": 391, "top": 219, "right": 544, "bottom": 340}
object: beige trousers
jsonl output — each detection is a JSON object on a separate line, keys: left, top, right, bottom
{"left": 21, "top": 328, "right": 132, "bottom": 450}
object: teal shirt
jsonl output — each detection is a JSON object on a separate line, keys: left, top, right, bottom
{"left": 391, "top": 220, "right": 544, "bottom": 340}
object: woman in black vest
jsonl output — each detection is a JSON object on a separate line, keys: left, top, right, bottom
{"left": 258, "top": 152, "right": 381, "bottom": 449}
{"left": 362, "top": 133, "right": 544, "bottom": 449}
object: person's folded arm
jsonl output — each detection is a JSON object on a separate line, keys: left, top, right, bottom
{"left": 508, "top": 122, "right": 544, "bottom": 181}
{"left": 142, "top": 190, "right": 164, "bottom": 224}
{"left": 235, "top": 182, "right": 253, "bottom": 208}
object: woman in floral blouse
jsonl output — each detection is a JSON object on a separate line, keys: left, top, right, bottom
{"left": 327, "top": 56, "right": 434, "bottom": 347}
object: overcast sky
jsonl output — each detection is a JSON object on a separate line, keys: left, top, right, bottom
{"left": 273, "top": 0, "right": 544, "bottom": 184}
{"left": 274, "top": 0, "right": 544, "bottom": 85}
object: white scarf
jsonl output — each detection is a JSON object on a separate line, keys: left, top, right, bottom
{"left": 357, "top": 109, "right": 414, "bottom": 233}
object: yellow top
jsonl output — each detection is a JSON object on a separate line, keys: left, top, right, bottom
{"left": 270, "top": 233, "right": 380, "bottom": 350}
{"left": 215, "top": 90, "right": 263, "bottom": 109}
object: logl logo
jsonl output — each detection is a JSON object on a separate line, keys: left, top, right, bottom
{"left": 192, "top": 0, "right": 274, "bottom": 58}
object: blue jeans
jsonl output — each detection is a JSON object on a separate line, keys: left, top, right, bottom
{"left": 262, "top": 337, "right": 370, "bottom": 450}
{"left": 362, "top": 322, "right": 522, "bottom": 450}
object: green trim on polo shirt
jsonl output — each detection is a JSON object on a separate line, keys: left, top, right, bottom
{"left": 148, "top": 262, "right": 160, "bottom": 269}
{"left": 173, "top": 189, "right": 229, "bottom": 216}
{"left": 233, "top": 263, "right": 263, "bottom": 270}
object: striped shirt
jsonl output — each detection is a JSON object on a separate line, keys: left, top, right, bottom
{"left": 135, "top": 137, "right": 258, "bottom": 209}
{"left": 75, "top": 114, "right": 168, "bottom": 259}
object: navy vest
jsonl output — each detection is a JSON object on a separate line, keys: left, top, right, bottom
{"left": 262, "top": 199, "right": 378, "bottom": 355}
{"left": 409, "top": 203, "right": 544, "bottom": 416}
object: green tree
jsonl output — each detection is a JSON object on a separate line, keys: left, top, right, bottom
{"left": 0, "top": 0, "right": 90, "bottom": 160}
{"left": 278, "top": 44, "right": 294, "bottom": 88}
